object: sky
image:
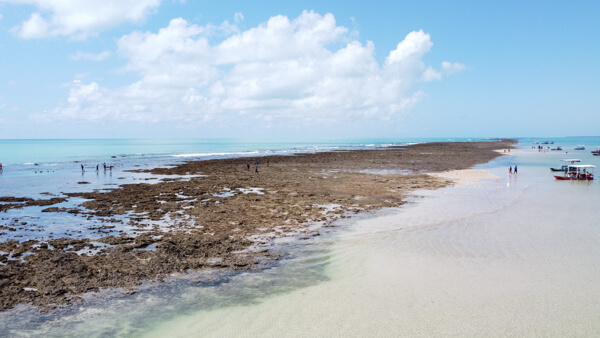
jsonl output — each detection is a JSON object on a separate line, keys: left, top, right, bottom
{"left": 0, "top": 0, "right": 598, "bottom": 139}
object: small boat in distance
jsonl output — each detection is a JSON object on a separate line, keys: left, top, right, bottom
{"left": 550, "top": 146, "right": 562, "bottom": 151}
{"left": 550, "top": 159, "right": 581, "bottom": 172}
{"left": 592, "top": 149, "right": 600, "bottom": 156}
{"left": 554, "top": 164, "right": 595, "bottom": 180}
{"left": 574, "top": 145, "right": 585, "bottom": 150}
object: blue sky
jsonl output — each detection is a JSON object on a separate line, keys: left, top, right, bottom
{"left": 0, "top": 1, "right": 598, "bottom": 139}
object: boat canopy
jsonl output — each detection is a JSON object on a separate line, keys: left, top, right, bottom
{"left": 568, "top": 165, "right": 596, "bottom": 168}
{"left": 561, "top": 159, "right": 581, "bottom": 163}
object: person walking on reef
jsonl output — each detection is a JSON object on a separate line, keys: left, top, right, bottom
{"left": 509, "top": 166, "right": 512, "bottom": 174}
{"left": 514, "top": 165, "right": 518, "bottom": 174}
{"left": 81, "top": 164, "right": 85, "bottom": 173}
{"left": 255, "top": 165, "right": 259, "bottom": 175}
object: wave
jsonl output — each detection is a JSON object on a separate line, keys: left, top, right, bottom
{"left": 171, "top": 151, "right": 260, "bottom": 158}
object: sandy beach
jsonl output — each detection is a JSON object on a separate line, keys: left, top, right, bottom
{"left": 0, "top": 140, "right": 514, "bottom": 311}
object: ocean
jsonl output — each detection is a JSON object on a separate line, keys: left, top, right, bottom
{"left": 1, "top": 136, "right": 600, "bottom": 336}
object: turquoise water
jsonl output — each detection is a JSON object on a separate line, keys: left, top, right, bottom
{"left": 2, "top": 137, "right": 600, "bottom": 335}
{"left": 0, "top": 137, "right": 491, "bottom": 200}
{"left": 0, "top": 138, "right": 482, "bottom": 166}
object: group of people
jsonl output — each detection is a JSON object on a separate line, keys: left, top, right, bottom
{"left": 509, "top": 165, "right": 518, "bottom": 174}
{"left": 568, "top": 169, "right": 592, "bottom": 180}
{"left": 247, "top": 160, "right": 260, "bottom": 175}
{"left": 81, "top": 162, "right": 113, "bottom": 173}
{"left": 246, "top": 158, "right": 270, "bottom": 175}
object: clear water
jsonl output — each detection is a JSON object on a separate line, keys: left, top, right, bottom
{"left": 2, "top": 137, "right": 600, "bottom": 336}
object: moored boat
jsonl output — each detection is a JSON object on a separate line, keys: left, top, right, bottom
{"left": 553, "top": 164, "right": 595, "bottom": 180}
{"left": 574, "top": 145, "right": 585, "bottom": 150}
{"left": 550, "top": 159, "right": 580, "bottom": 172}
{"left": 592, "top": 149, "right": 600, "bottom": 156}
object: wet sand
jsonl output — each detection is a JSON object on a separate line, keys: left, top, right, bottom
{"left": 0, "top": 141, "right": 514, "bottom": 311}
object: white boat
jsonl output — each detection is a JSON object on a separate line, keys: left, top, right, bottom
{"left": 550, "top": 159, "right": 580, "bottom": 172}
{"left": 554, "top": 164, "right": 595, "bottom": 180}
{"left": 574, "top": 145, "right": 585, "bottom": 150}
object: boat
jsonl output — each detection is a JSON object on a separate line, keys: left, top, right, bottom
{"left": 550, "top": 146, "right": 562, "bottom": 151}
{"left": 542, "top": 141, "right": 549, "bottom": 144}
{"left": 592, "top": 149, "right": 600, "bottom": 156}
{"left": 549, "top": 141, "right": 554, "bottom": 144}
{"left": 574, "top": 145, "right": 585, "bottom": 150}
{"left": 550, "top": 159, "right": 580, "bottom": 172}
{"left": 554, "top": 164, "right": 595, "bottom": 180}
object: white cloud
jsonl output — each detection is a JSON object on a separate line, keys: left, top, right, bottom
{"left": 8, "top": 0, "right": 160, "bottom": 39}
{"left": 234, "top": 12, "right": 244, "bottom": 23}
{"left": 386, "top": 30, "right": 432, "bottom": 65}
{"left": 441, "top": 61, "right": 466, "bottom": 75}
{"left": 16, "top": 12, "right": 49, "bottom": 39}
{"left": 70, "top": 51, "right": 111, "bottom": 61}
{"left": 37, "top": 11, "right": 462, "bottom": 129}
{"left": 423, "top": 66, "right": 442, "bottom": 82}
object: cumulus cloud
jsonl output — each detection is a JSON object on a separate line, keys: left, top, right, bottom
{"left": 7, "top": 0, "right": 160, "bottom": 39}
{"left": 36, "top": 11, "right": 462, "bottom": 128}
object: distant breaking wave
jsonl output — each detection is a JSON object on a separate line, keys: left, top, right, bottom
{"left": 171, "top": 151, "right": 260, "bottom": 158}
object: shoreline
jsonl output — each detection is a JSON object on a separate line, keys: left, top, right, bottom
{"left": 428, "top": 169, "right": 501, "bottom": 186}
{"left": 0, "top": 140, "right": 515, "bottom": 311}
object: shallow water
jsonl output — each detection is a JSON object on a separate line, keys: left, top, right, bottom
{"left": 144, "top": 145, "right": 600, "bottom": 336}
{"left": 2, "top": 139, "right": 600, "bottom": 336}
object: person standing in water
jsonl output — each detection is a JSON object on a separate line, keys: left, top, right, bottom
{"left": 514, "top": 165, "right": 518, "bottom": 174}
{"left": 509, "top": 166, "right": 512, "bottom": 174}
